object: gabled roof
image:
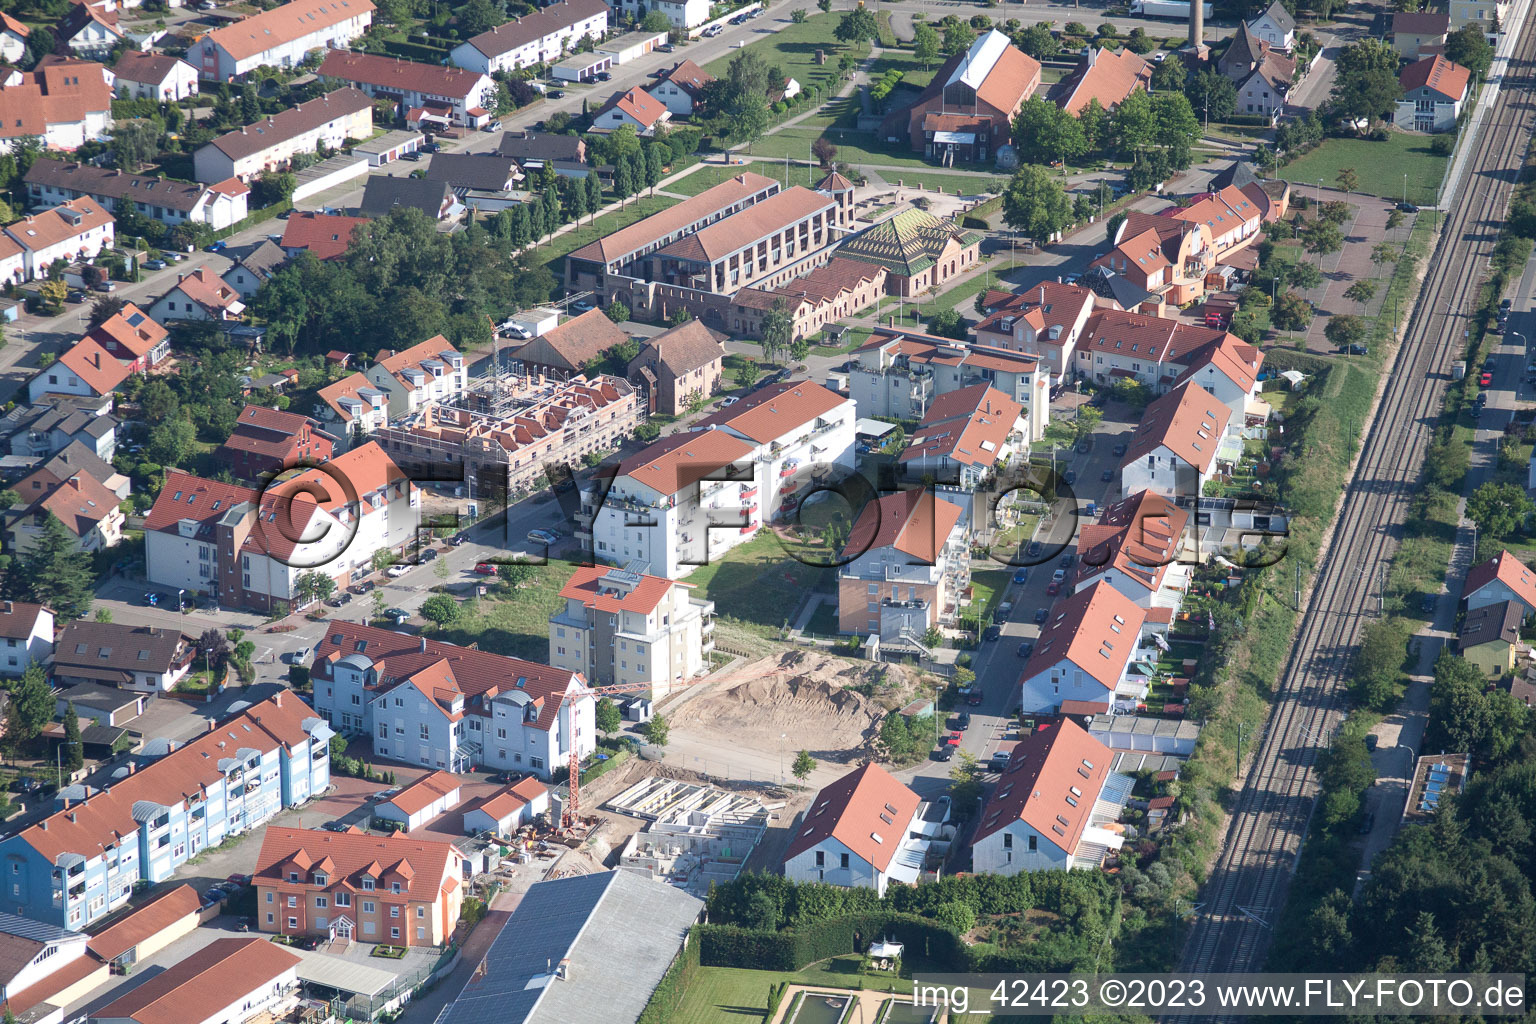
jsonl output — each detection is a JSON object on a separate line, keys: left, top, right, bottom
{"left": 783, "top": 763, "right": 922, "bottom": 873}
{"left": 690, "top": 379, "right": 847, "bottom": 445}
{"left": 1019, "top": 580, "right": 1146, "bottom": 692}
{"left": 903, "top": 29, "right": 1041, "bottom": 122}
{"left": 1050, "top": 46, "right": 1151, "bottom": 115}
{"left": 373, "top": 335, "right": 462, "bottom": 384}
{"left": 94, "top": 937, "right": 300, "bottom": 1024}
{"left": 1400, "top": 54, "right": 1471, "bottom": 101}
{"left": 1458, "top": 599, "right": 1522, "bottom": 652}
{"left": 200, "top": 0, "right": 375, "bottom": 62}
{"left": 472, "top": 777, "right": 546, "bottom": 823}
{"left": 205, "top": 88, "right": 373, "bottom": 162}
{"left": 88, "top": 303, "right": 166, "bottom": 360}
{"left": 53, "top": 336, "right": 130, "bottom": 396}
{"left": 657, "top": 186, "right": 833, "bottom": 264}
{"left": 111, "top": 50, "right": 192, "bottom": 86}
{"left": 85, "top": 884, "right": 200, "bottom": 962}
{"left": 1075, "top": 490, "right": 1188, "bottom": 592}
{"left": 976, "top": 280, "right": 1094, "bottom": 341}
{"left": 318, "top": 371, "right": 389, "bottom": 419}
{"left": 381, "top": 770, "right": 462, "bottom": 818}
{"left": 1464, "top": 550, "right": 1536, "bottom": 611}
{"left": 280, "top": 210, "right": 368, "bottom": 260}
{"left": 227, "top": 239, "right": 288, "bottom": 283}
{"left": 425, "top": 152, "right": 522, "bottom": 192}
{"left": 164, "top": 266, "right": 244, "bottom": 316}
{"left": 615, "top": 428, "right": 756, "bottom": 498}
{"left": 514, "top": 309, "right": 630, "bottom": 373}
{"left": 0, "top": 13, "right": 29, "bottom": 38}
{"left": 496, "top": 131, "right": 584, "bottom": 164}
{"left": 598, "top": 86, "right": 669, "bottom": 130}
{"left": 220, "top": 404, "right": 320, "bottom": 462}
{"left": 836, "top": 207, "right": 982, "bottom": 277}
{"left": 318, "top": 49, "right": 489, "bottom": 100}
{"left": 1169, "top": 333, "right": 1263, "bottom": 394}
{"left": 54, "top": 621, "right": 186, "bottom": 676}
{"left": 972, "top": 718, "right": 1114, "bottom": 850}
{"left": 567, "top": 172, "right": 776, "bottom": 266}
{"left": 842, "top": 487, "right": 964, "bottom": 564}
{"left": 1122, "top": 382, "right": 1232, "bottom": 473}
{"left": 1219, "top": 21, "right": 1267, "bottom": 75}
{"left": 26, "top": 158, "right": 220, "bottom": 215}
{"left": 1170, "top": 184, "right": 1263, "bottom": 237}
{"left": 659, "top": 59, "right": 714, "bottom": 99}
{"left": 15, "top": 467, "right": 119, "bottom": 537}
{"left": 460, "top": 0, "right": 607, "bottom": 60}
{"left": 0, "top": 60, "right": 112, "bottom": 141}
{"left": 1079, "top": 308, "right": 1228, "bottom": 367}
{"left": 628, "top": 319, "right": 725, "bottom": 380}
{"left": 360, "top": 174, "right": 453, "bottom": 218}
{"left": 899, "top": 383, "right": 1023, "bottom": 470}
{"left": 1253, "top": 0, "right": 1296, "bottom": 33}
{"left": 145, "top": 471, "right": 257, "bottom": 534}
{"left": 5, "top": 196, "right": 114, "bottom": 254}
{"left": 1392, "top": 10, "right": 1450, "bottom": 34}
{"left": 0, "top": 600, "right": 47, "bottom": 641}
{"left": 254, "top": 825, "right": 459, "bottom": 900}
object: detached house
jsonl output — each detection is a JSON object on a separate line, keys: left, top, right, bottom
{"left": 625, "top": 319, "right": 725, "bottom": 416}
{"left": 1396, "top": 55, "right": 1471, "bottom": 132}
{"left": 783, "top": 763, "right": 932, "bottom": 895}
{"left": 837, "top": 488, "right": 968, "bottom": 640}
{"left": 1119, "top": 383, "right": 1235, "bottom": 500}
{"left": 1247, "top": 0, "right": 1296, "bottom": 50}
{"left": 0, "top": 14, "right": 28, "bottom": 64}
{"left": 649, "top": 60, "right": 714, "bottom": 117}
{"left": 0, "top": 59, "right": 113, "bottom": 153}
{"left": 1019, "top": 580, "right": 1148, "bottom": 714}
{"left": 111, "top": 51, "right": 199, "bottom": 101}
{"left": 971, "top": 718, "right": 1134, "bottom": 873}
{"left": 146, "top": 267, "right": 246, "bottom": 325}
{"left": 1219, "top": 24, "right": 1295, "bottom": 123}
{"left": 0, "top": 601, "right": 53, "bottom": 677}
{"left": 1391, "top": 11, "right": 1451, "bottom": 58}
{"left": 1463, "top": 550, "right": 1536, "bottom": 619}
{"left": 593, "top": 87, "right": 670, "bottom": 136}
{"left": 3, "top": 463, "right": 124, "bottom": 554}
{"left": 1075, "top": 490, "right": 1191, "bottom": 610}
{"left": 28, "top": 337, "right": 129, "bottom": 403}
{"left": 51, "top": 621, "right": 191, "bottom": 691}
{"left": 280, "top": 210, "right": 368, "bottom": 261}
{"left": 86, "top": 303, "right": 169, "bottom": 373}
{"left": 216, "top": 404, "right": 335, "bottom": 482}
{"left": 55, "top": 2, "right": 125, "bottom": 59}
{"left": 253, "top": 826, "right": 463, "bottom": 946}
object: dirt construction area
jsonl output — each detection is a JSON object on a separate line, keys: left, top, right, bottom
{"left": 655, "top": 651, "right": 936, "bottom": 790}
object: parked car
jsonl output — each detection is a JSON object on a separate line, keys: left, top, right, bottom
{"left": 547, "top": 90, "right": 564, "bottom": 99}
{"left": 12, "top": 777, "right": 41, "bottom": 794}
{"left": 321, "top": 820, "right": 351, "bottom": 833}
{"left": 720, "top": 395, "right": 739, "bottom": 407}
{"left": 500, "top": 321, "right": 532, "bottom": 339}
{"left": 164, "top": 250, "right": 185, "bottom": 261}
{"left": 1358, "top": 810, "right": 1376, "bottom": 835}
{"left": 205, "top": 240, "right": 227, "bottom": 253}
{"left": 1052, "top": 569, "right": 1067, "bottom": 583}
{"left": 474, "top": 561, "right": 500, "bottom": 575}
{"left": 1337, "top": 344, "right": 1369, "bottom": 356}
{"left": 1397, "top": 201, "right": 1420, "bottom": 213}
{"left": 144, "top": 258, "right": 167, "bottom": 270}
{"left": 1026, "top": 541, "right": 1042, "bottom": 558}
{"left": 226, "top": 874, "right": 252, "bottom": 887}
{"left": 704, "top": 24, "right": 723, "bottom": 36}
{"left": 1017, "top": 641, "right": 1033, "bottom": 658}
{"left": 401, "top": 151, "right": 421, "bottom": 161}
{"left": 1033, "top": 608, "right": 1049, "bottom": 624}
{"left": 935, "top": 744, "right": 954, "bottom": 762}
{"left": 384, "top": 607, "right": 410, "bottom": 623}
{"left": 966, "top": 688, "right": 983, "bottom": 706}
{"left": 385, "top": 562, "right": 411, "bottom": 578}
{"left": 1111, "top": 443, "right": 1127, "bottom": 457}
{"left": 983, "top": 625, "right": 1001, "bottom": 642}
{"left": 481, "top": 120, "right": 503, "bottom": 132}
{"left": 658, "top": 42, "right": 674, "bottom": 51}
{"left": 993, "top": 601, "right": 1013, "bottom": 623}
{"left": 92, "top": 280, "right": 116, "bottom": 293}
{"left": 1063, "top": 470, "right": 1076, "bottom": 485}
{"left": 450, "top": 534, "right": 469, "bottom": 546}
{"left": 1046, "top": 581, "right": 1061, "bottom": 595}
{"left": 528, "top": 528, "right": 559, "bottom": 545}
{"left": 1012, "top": 569, "right": 1028, "bottom": 584}
{"left": 1420, "top": 593, "right": 1437, "bottom": 613}
{"left": 350, "top": 580, "right": 376, "bottom": 595}
{"left": 956, "top": 712, "right": 971, "bottom": 731}
{"left": 326, "top": 592, "right": 353, "bottom": 607}
{"left": 595, "top": 71, "right": 612, "bottom": 81}
{"left": 1480, "top": 372, "right": 1495, "bottom": 387}
{"left": 66, "top": 289, "right": 85, "bottom": 303}
{"left": 1365, "top": 733, "right": 1380, "bottom": 752}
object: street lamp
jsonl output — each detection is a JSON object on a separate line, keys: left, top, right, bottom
{"left": 779, "top": 732, "right": 786, "bottom": 785}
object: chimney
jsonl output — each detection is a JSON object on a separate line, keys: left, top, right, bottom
{"left": 68, "top": 476, "right": 80, "bottom": 491}
{"left": 240, "top": 126, "right": 247, "bottom": 134}
{"left": 419, "top": 636, "right": 427, "bottom": 653}
{"left": 127, "top": 762, "right": 135, "bottom": 775}
{"left": 273, "top": 691, "right": 283, "bottom": 708}
{"left": 1190, "top": 0, "right": 1203, "bottom": 49}
{"left": 62, "top": 797, "right": 70, "bottom": 810}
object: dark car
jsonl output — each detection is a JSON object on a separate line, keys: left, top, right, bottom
{"left": 1111, "top": 443, "right": 1127, "bottom": 457}
{"left": 547, "top": 90, "right": 564, "bottom": 99}
{"left": 321, "top": 820, "right": 351, "bottom": 833}
{"left": 67, "top": 289, "right": 86, "bottom": 303}
{"left": 1501, "top": 297, "right": 1513, "bottom": 309}
{"left": 420, "top": 547, "right": 438, "bottom": 562}
{"left": 450, "top": 533, "right": 469, "bottom": 546}
{"left": 1012, "top": 569, "right": 1028, "bottom": 584}
{"left": 350, "top": 579, "right": 376, "bottom": 595}
{"left": 1358, "top": 810, "right": 1376, "bottom": 835}
{"left": 966, "top": 688, "right": 983, "bottom": 706}
{"left": 1017, "top": 641, "right": 1033, "bottom": 658}
{"left": 1101, "top": 468, "right": 1115, "bottom": 482}
{"left": 956, "top": 712, "right": 972, "bottom": 731}
{"left": 1026, "top": 541, "right": 1042, "bottom": 558}
{"left": 1064, "top": 470, "right": 1076, "bottom": 486}
{"left": 935, "top": 745, "right": 954, "bottom": 762}
{"left": 326, "top": 592, "right": 353, "bottom": 608}
{"left": 595, "top": 71, "right": 611, "bottom": 81}
{"left": 983, "top": 625, "right": 1001, "bottom": 642}
{"left": 1059, "top": 554, "right": 1074, "bottom": 568}
{"left": 11, "top": 777, "right": 41, "bottom": 794}
{"left": 1337, "top": 344, "right": 1369, "bottom": 356}
{"left": 1033, "top": 608, "right": 1049, "bottom": 624}
{"left": 1420, "top": 593, "right": 1437, "bottom": 613}
{"left": 1397, "top": 201, "right": 1420, "bottom": 213}
{"left": 1365, "top": 733, "right": 1380, "bottom": 752}
{"left": 402, "top": 151, "right": 421, "bottom": 161}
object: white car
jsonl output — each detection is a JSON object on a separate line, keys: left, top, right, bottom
{"left": 386, "top": 563, "right": 411, "bottom": 578}
{"left": 720, "top": 395, "right": 739, "bottom": 407}
{"left": 499, "top": 321, "right": 532, "bottom": 339}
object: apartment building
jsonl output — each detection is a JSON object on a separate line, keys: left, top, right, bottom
{"left": 783, "top": 763, "right": 929, "bottom": 895}
{"left": 971, "top": 718, "right": 1133, "bottom": 873}
{"left": 373, "top": 374, "right": 639, "bottom": 499}
{"left": 899, "top": 384, "right": 1028, "bottom": 496}
{"left": 1, "top": 394, "right": 117, "bottom": 461}
{"left": 611, "top": 0, "right": 709, "bottom": 28}
{"left": 1075, "top": 490, "right": 1192, "bottom": 609}
{"left": 729, "top": 252, "right": 886, "bottom": 342}
{"left": 254, "top": 826, "right": 463, "bottom": 946}
{"left": 0, "top": 693, "right": 331, "bottom": 930}
{"left": 1, "top": 196, "right": 115, "bottom": 285}
{"left": 363, "top": 336, "right": 468, "bottom": 419}
{"left": 193, "top": 89, "right": 373, "bottom": 182}
{"left": 849, "top": 328, "right": 1049, "bottom": 440}
{"left": 549, "top": 565, "right": 715, "bottom": 696}
{"left": 449, "top": 0, "right": 609, "bottom": 75}
{"left": 318, "top": 50, "right": 494, "bottom": 125}
{"left": 1168, "top": 185, "right": 1263, "bottom": 261}
{"left": 310, "top": 621, "right": 596, "bottom": 778}
{"left": 316, "top": 372, "right": 391, "bottom": 439}
{"left": 1019, "top": 581, "right": 1149, "bottom": 713}
{"left": 1449, "top": 0, "right": 1503, "bottom": 36}
{"left": 0, "top": 601, "right": 52, "bottom": 677}
{"left": 0, "top": 59, "right": 113, "bottom": 153}
{"left": 625, "top": 319, "right": 726, "bottom": 416}
{"left": 187, "top": 0, "right": 376, "bottom": 81}
{"left": 587, "top": 381, "right": 855, "bottom": 578}
{"left": 143, "top": 443, "right": 419, "bottom": 612}
{"left": 973, "top": 281, "right": 1096, "bottom": 383}
{"left": 26, "top": 158, "right": 249, "bottom": 230}
{"left": 1073, "top": 309, "right": 1235, "bottom": 391}
{"left": 1119, "top": 383, "right": 1235, "bottom": 500}
{"left": 837, "top": 488, "right": 968, "bottom": 639}
{"left": 215, "top": 404, "right": 335, "bottom": 482}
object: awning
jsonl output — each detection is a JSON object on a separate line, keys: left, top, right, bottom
{"left": 289, "top": 948, "right": 401, "bottom": 998}
{"left": 932, "top": 131, "right": 976, "bottom": 144}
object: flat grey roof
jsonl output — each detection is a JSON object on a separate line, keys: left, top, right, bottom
{"left": 854, "top": 418, "right": 897, "bottom": 438}
{"left": 288, "top": 948, "right": 401, "bottom": 998}
{"left": 354, "top": 130, "right": 426, "bottom": 154}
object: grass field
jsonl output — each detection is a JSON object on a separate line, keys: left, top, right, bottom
{"left": 437, "top": 559, "right": 580, "bottom": 661}
{"left": 668, "top": 160, "right": 823, "bottom": 196}
{"left": 683, "top": 532, "right": 836, "bottom": 638}
{"left": 703, "top": 12, "right": 861, "bottom": 90}
{"left": 668, "top": 959, "right": 920, "bottom": 1024}
{"left": 522, "top": 194, "right": 680, "bottom": 277}
{"left": 1279, "top": 133, "right": 1449, "bottom": 206}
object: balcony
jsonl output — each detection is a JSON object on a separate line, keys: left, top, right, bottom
{"left": 740, "top": 486, "right": 758, "bottom": 500}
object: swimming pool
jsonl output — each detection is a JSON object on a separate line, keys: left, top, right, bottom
{"left": 878, "top": 999, "right": 939, "bottom": 1024}
{"left": 787, "top": 991, "right": 853, "bottom": 1024}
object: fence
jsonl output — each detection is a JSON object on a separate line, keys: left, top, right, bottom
{"left": 331, "top": 942, "right": 461, "bottom": 1022}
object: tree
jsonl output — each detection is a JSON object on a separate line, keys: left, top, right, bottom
{"left": 1324, "top": 314, "right": 1367, "bottom": 349}
{"left": 1467, "top": 481, "right": 1534, "bottom": 540}
{"left": 13, "top": 514, "right": 93, "bottom": 619}
{"left": 913, "top": 21, "right": 942, "bottom": 68}
{"left": 789, "top": 336, "right": 811, "bottom": 362}
{"left": 760, "top": 299, "right": 794, "bottom": 365}
{"left": 928, "top": 308, "right": 967, "bottom": 340}
{"left": 1444, "top": 24, "right": 1494, "bottom": 78}
{"left": 1110, "top": 88, "right": 1155, "bottom": 154}
{"left": 595, "top": 697, "right": 622, "bottom": 734}
{"left": 641, "top": 713, "right": 669, "bottom": 748}
{"left": 835, "top": 7, "right": 880, "bottom": 47}
{"left": 1320, "top": 200, "right": 1352, "bottom": 225}
{"left": 943, "top": 21, "right": 976, "bottom": 56}
{"left": 1305, "top": 218, "right": 1344, "bottom": 256}
{"left": 1150, "top": 92, "right": 1200, "bottom": 152}
{"left": 1015, "top": 23, "right": 1059, "bottom": 60}
{"left": 1331, "top": 40, "right": 1404, "bottom": 132}
{"left": 1010, "top": 96, "right": 1085, "bottom": 167}
{"left": 1151, "top": 55, "right": 1186, "bottom": 94}
{"left": 791, "top": 749, "right": 815, "bottom": 782}
{"left": 1344, "top": 279, "right": 1378, "bottom": 313}
{"left": 39, "top": 279, "right": 66, "bottom": 312}
{"left": 1187, "top": 66, "right": 1237, "bottom": 123}
{"left": 603, "top": 300, "right": 630, "bottom": 323}
{"left": 420, "top": 593, "right": 461, "bottom": 631}
{"left": 812, "top": 136, "right": 838, "bottom": 169}
{"left": 790, "top": 7, "right": 807, "bottom": 21}
{"left": 111, "top": 119, "right": 161, "bottom": 172}
{"left": 498, "top": 561, "right": 537, "bottom": 587}
{"left": 1336, "top": 168, "right": 1359, "bottom": 194}
{"left": 949, "top": 749, "right": 983, "bottom": 806}
{"left": 585, "top": 173, "right": 604, "bottom": 221}
{"left": 1272, "top": 290, "right": 1312, "bottom": 332}
{"left": 734, "top": 359, "right": 762, "bottom": 389}
{"left": 1370, "top": 242, "right": 1399, "bottom": 273}
{"left": 613, "top": 157, "right": 634, "bottom": 201}
{"left": 642, "top": 8, "right": 672, "bottom": 31}
{"left": 88, "top": 295, "right": 126, "bottom": 330}
{"left": 932, "top": 900, "right": 976, "bottom": 936}
{"left": 1285, "top": 261, "right": 1323, "bottom": 291}
{"left": 147, "top": 415, "right": 196, "bottom": 467}
{"left": 1002, "top": 165, "right": 1071, "bottom": 241}
{"left": 458, "top": 0, "right": 503, "bottom": 35}
{"left": 62, "top": 702, "right": 83, "bottom": 773}
{"left": 818, "top": 0, "right": 831, "bottom": 11}
{"left": 7, "top": 664, "right": 52, "bottom": 747}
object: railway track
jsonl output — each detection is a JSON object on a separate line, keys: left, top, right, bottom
{"left": 1170, "top": 20, "right": 1536, "bottom": 995}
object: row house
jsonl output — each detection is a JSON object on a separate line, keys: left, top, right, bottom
{"left": 0, "top": 59, "right": 113, "bottom": 154}
{"left": 253, "top": 826, "right": 463, "bottom": 946}
{"left": 449, "top": 0, "right": 609, "bottom": 75}
{"left": 611, "top": 0, "right": 709, "bottom": 28}
{"left": 215, "top": 404, "right": 336, "bottom": 483}
{"left": 729, "top": 249, "right": 886, "bottom": 342}
{"left": 0, "top": 693, "right": 331, "bottom": 930}
{"left": 836, "top": 488, "right": 969, "bottom": 641}
{"left": 974, "top": 281, "right": 1097, "bottom": 384}
{"left": 318, "top": 49, "right": 494, "bottom": 126}
{"left": 1018, "top": 580, "right": 1150, "bottom": 714}
{"left": 25, "top": 158, "right": 249, "bottom": 230}
{"left": 0, "top": 196, "right": 115, "bottom": 287}
{"left": 1119, "top": 383, "right": 1235, "bottom": 501}
{"left": 782, "top": 763, "right": 932, "bottom": 895}
{"left": 316, "top": 372, "right": 391, "bottom": 440}
{"left": 1074, "top": 309, "right": 1233, "bottom": 391}
{"left": 187, "top": 0, "right": 375, "bottom": 81}
{"left": 850, "top": 327, "right": 1050, "bottom": 441}
{"left": 193, "top": 89, "right": 373, "bottom": 183}
{"left": 311, "top": 621, "right": 597, "bottom": 778}
{"left": 364, "top": 336, "right": 468, "bottom": 419}
{"left": 143, "top": 442, "right": 419, "bottom": 612}
{"left": 549, "top": 564, "right": 715, "bottom": 698}
{"left": 971, "top": 718, "right": 1133, "bottom": 873}
{"left": 1, "top": 394, "right": 117, "bottom": 461}
{"left": 1168, "top": 185, "right": 1264, "bottom": 262}
{"left": 586, "top": 380, "right": 855, "bottom": 579}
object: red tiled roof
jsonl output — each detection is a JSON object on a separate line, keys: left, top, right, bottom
{"left": 1400, "top": 54, "right": 1471, "bottom": 101}
{"left": 559, "top": 564, "right": 682, "bottom": 615}
{"left": 167, "top": 266, "right": 243, "bottom": 315}
{"left": 1020, "top": 580, "right": 1146, "bottom": 693}
{"left": 281, "top": 211, "right": 368, "bottom": 260}
{"left": 1122, "top": 382, "right": 1232, "bottom": 474}
{"left": 615, "top": 428, "right": 756, "bottom": 498}
{"left": 899, "top": 383, "right": 1022, "bottom": 470}
{"left": 474, "top": 776, "right": 546, "bottom": 822}
{"left": 0, "top": 62, "right": 111, "bottom": 141}
{"left": 318, "top": 49, "right": 488, "bottom": 100}
{"left": 568, "top": 172, "right": 776, "bottom": 266}
{"left": 1076, "top": 490, "right": 1188, "bottom": 592}
{"left": 144, "top": 472, "right": 256, "bottom": 533}
{"left": 95, "top": 937, "right": 300, "bottom": 1024}
{"left": 1464, "top": 550, "right": 1536, "bottom": 611}
{"left": 381, "top": 770, "right": 462, "bottom": 817}
{"left": 1170, "top": 184, "right": 1262, "bottom": 238}
{"left": 111, "top": 51, "right": 191, "bottom": 86}
{"left": 784, "top": 763, "right": 921, "bottom": 873}
{"left": 54, "top": 337, "right": 130, "bottom": 396}
{"left": 600, "top": 86, "right": 669, "bottom": 129}
{"left": 221, "top": 404, "right": 322, "bottom": 462}
{"left": 1169, "top": 334, "right": 1263, "bottom": 394}
{"left": 973, "top": 717, "right": 1114, "bottom": 851}
{"left": 1051, "top": 46, "right": 1151, "bottom": 115}
{"left": 201, "top": 0, "right": 375, "bottom": 62}
{"left": 255, "top": 825, "right": 459, "bottom": 901}
{"left": 86, "top": 884, "right": 201, "bottom": 962}
{"left": 660, "top": 59, "right": 714, "bottom": 98}
{"left": 842, "top": 488, "right": 965, "bottom": 564}
{"left": 88, "top": 303, "right": 166, "bottom": 361}
{"left": 690, "top": 379, "right": 847, "bottom": 445}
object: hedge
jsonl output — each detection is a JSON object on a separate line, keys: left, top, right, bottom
{"left": 579, "top": 747, "right": 630, "bottom": 785}
{"left": 1216, "top": 114, "right": 1276, "bottom": 128}
{"left": 383, "top": 39, "right": 450, "bottom": 61}
{"left": 699, "top": 913, "right": 971, "bottom": 973}
{"left": 636, "top": 928, "right": 700, "bottom": 1024}
{"left": 960, "top": 194, "right": 1003, "bottom": 230}
{"left": 209, "top": 200, "right": 292, "bottom": 242}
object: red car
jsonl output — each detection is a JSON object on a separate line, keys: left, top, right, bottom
{"left": 474, "top": 562, "right": 499, "bottom": 575}
{"left": 1480, "top": 373, "right": 1494, "bottom": 387}
{"left": 1047, "top": 581, "right": 1061, "bottom": 596}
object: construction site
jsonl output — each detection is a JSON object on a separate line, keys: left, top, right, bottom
{"left": 371, "top": 369, "right": 640, "bottom": 498}
{"left": 607, "top": 776, "right": 772, "bottom": 896}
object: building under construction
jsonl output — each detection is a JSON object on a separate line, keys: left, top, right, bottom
{"left": 372, "top": 371, "right": 641, "bottom": 499}
{"left": 607, "top": 776, "right": 770, "bottom": 896}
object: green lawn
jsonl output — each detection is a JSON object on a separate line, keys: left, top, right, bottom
{"left": 523, "top": 194, "right": 681, "bottom": 277}
{"left": 747, "top": 127, "right": 947, "bottom": 171}
{"left": 669, "top": 958, "right": 919, "bottom": 1024}
{"left": 436, "top": 559, "right": 582, "bottom": 661}
{"left": 668, "top": 160, "right": 822, "bottom": 196}
{"left": 703, "top": 12, "right": 857, "bottom": 91}
{"left": 683, "top": 532, "right": 835, "bottom": 638}
{"left": 1278, "top": 133, "right": 1449, "bottom": 206}
{"left": 866, "top": 51, "right": 937, "bottom": 92}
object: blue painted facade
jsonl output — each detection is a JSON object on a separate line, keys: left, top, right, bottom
{"left": 0, "top": 693, "right": 332, "bottom": 930}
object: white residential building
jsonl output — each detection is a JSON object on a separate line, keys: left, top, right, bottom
{"left": 897, "top": 383, "right": 1028, "bottom": 526}
{"left": 187, "top": 0, "right": 375, "bottom": 81}
{"left": 612, "top": 0, "right": 710, "bottom": 29}
{"left": 783, "top": 763, "right": 937, "bottom": 895}
{"left": 548, "top": 565, "right": 715, "bottom": 698}
{"left": 362, "top": 336, "right": 469, "bottom": 419}
{"left": 112, "top": 51, "right": 199, "bottom": 101}
{"left": 2, "top": 197, "right": 114, "bottom": 283}
{"left": 837, "top": 488, "right": 969, "bottom": 639}
{"left": 1463, "top": 550, "right": 1536, "bottom": 619}
{"left": 973, "top": 281, "right": 1097, "bottom": 384}
{"left": 971, "top": 718, "right": 1134, "bottom": 874}
{"left": 0, "top": 601, "right": 53, "bottom": 677}
{"left": 316, "top": 372, "right": 391, "bottom": 439}
{"left": 1395, "top": 55, "right": 1472, "bottom": 133}
{"left": 0, "top": 59, "right": 113, "bottom": 154}
{"left": 1074, "top": 491, "right": 1192, "bottom": 611}
{"left": 373, "top": 770, "right": 462, "bottom": 831}
{"left": 0, "top": 14, "right": 28, "bottom": 65}
{"left": 1018, "top": 580, "right": 1149, "bottom": 714}
{"left": 312, "top": 621, "right": 597, "bottom": 779}
{"left": 1246, "top": 0, "right": 1296, "bottom": 49}
{"left": 1118, "top": 383, "right": 1235, "bottom": 501}
{"left": 318, "top": 50, "right": 495, "bottom": 125}
{"left": 193, "top": 88, "right": 373, "bottom": 182}
{"left": 26, "top": 158, "right": 249, "bottom": 230}
{"left": 449, "top": 0, "right": 609, "bottom": 75}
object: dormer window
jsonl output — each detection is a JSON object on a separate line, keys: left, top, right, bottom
{"left": 361, "top": 876, "right": 375, "bottom": 891}
{"left": 391, "top": 882, "right": 401, "bottom": 893}
{"left": 288, "top": 871, "right": 299, "bottom": 883}
{"left": 313, "top": 873, "right": 327, "bottom": 886}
